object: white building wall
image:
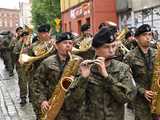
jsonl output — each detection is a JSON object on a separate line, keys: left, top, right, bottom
{"left": 19, "top": 1, "right": 32, "bottom": 27}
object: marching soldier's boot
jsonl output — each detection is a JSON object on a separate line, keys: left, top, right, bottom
{"left": 20, "top": 97, "right": 27, "bottom": 107}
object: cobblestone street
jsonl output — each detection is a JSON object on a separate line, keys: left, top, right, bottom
{"left": 0, "top": 58, "right": 36, "bottom": 120}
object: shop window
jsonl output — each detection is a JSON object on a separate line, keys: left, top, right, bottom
{"left": 134, "top": 11, "right": 142, "bottom": 27}
{"left": 142, "top": 8, "right": 152, "bottom": 22}
{"left": 153, "top": 7, "right": 160, "bottom": 20}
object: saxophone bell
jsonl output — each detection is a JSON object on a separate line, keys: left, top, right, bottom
{"left": 61, "top": 76, "right": 74, "bottom": 92}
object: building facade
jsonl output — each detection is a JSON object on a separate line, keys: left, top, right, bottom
{"left": 0, "top": 8, "right": 19, "bottom": 33}
{"left": 117, "top": 0, "right": 160, "bottom": 33}
{"left": 19, "top": 0, "right": 32, "bottom": 27}
{"left": 61, "top": 0, "right": 117, "bottom": 34}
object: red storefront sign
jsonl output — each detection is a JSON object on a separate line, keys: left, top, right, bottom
{"left": 70, "top": 3, "right": 90, "bottom": 19}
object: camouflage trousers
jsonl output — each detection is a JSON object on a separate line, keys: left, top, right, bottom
{"left": 134, "top": 97, "right": 153, "bottom": 120}
{"left": 1, "top": 50, "right": 14, "bottom": 74}
{"left": 16, "top": 63, "right": 32, "bottom": 101}
{"left": 28, "top": 71, "right": 42, "bottom": 120}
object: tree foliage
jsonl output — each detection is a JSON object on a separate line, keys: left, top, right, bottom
{"left": 31, "top": 0, "right": 61, "bottom": 32}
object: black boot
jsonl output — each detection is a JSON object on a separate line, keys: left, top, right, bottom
{"left": 9, "top": 72, "right": 14, "bottom": 77}
{"left": 20, "top": 98, "right": 27, "bottom": 107}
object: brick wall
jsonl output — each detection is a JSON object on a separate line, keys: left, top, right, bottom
{"left": 61, "top": 0, "right": 117, "bottom": 35}
{"left": 0, "top": 8, "right": 20, "bottom": 34}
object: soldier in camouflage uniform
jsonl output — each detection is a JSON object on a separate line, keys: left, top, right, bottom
{"left": 124, "top": 24, "right": 156, "bottom": 120}
{"left": 0, "top": 31, "right": 14, "bottom": 76}
{"left": 32, "top": 32, "right": 78, "bottom": 120}
{"left": 74, "top": 23, "right": 95, "bottom": 59}
{"left": 123, "top": 31, "right": 137, "bottom": 50}
{"left": 25, "top": 24, "right": 54, "bottom": 119}
{"left": 12, "top": 27, "right": 23, "bottom": 65}
{"left": 13, "top": 30, "right": 30, "bottom": 106}
{"left": 66, "top": 27, "right": 137, "bottom": 120}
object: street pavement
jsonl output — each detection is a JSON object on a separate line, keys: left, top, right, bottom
{"left": 0, "top": 58, "right": 135, "bottom": 120}
{"left": 0, "top": 58, "right": 36, "bottom": 120}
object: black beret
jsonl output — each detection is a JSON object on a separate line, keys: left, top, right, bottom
{"left": 56, "top": 32, "right": 74, "bottom": 43}
{"left": 38, "top": 24, "right": 50, "bottom": 33}
{"left": 135, "top": 24, "right": 151, "bottom": 37}
{"left": 81, "top": 23, "right": 90, "bottom": 32}
{"left": 125, "top": 31, "right": 133, "bottom": 39}
{"left": 98, "top": 23, "right": 106, "bottom": 30}
{"left": 92, "top": 27, "right": 115, "bottom": 48}
{"left": 20, "top": 31, "right": 29, "bottom": 37}
{"left": 16, "top": 27, "right": 23, "bottom": 32}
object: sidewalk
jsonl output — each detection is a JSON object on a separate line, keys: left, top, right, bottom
{"left": 0, "top": 58, "right": 36, "bottom": 120}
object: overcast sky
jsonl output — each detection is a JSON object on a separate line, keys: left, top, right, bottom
{"left": 0, "top": 0, "right": 27, "bottom": 9}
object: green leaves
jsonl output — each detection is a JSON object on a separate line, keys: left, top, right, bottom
{"left": 31, "top": 0, "right": 61, "bottom": 33}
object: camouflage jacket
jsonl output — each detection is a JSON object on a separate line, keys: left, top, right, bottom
{"left": 33, "top": 54, "right": 80, "bottom": 104}
{"left": 124, "top": 47, "right": 156, "bottom": 96}
{"left": 33, "top": 54, "right": 82, "bottom": 120}
{"left": 13, "top": 39, "right": 22, "bottom": 61}
{"left": 66, "top": 59, "right": 136, "bottom": 120}
{"left": 124, "top": 47, "right": 156, "bottom": 120}
{"left": 123, "top": 39, "right": 137, "bottom": 50}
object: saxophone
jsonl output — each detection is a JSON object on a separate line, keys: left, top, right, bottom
{"left": 150, "top": 43, "right": 160, "bottom": 115}
{"left": 41, "top": 52, "right": 82, "bottom": 120}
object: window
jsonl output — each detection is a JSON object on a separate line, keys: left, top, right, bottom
{"left": 69, "top": 21, "right": 72, "bottom": 32}
{"left": 4, "top": 20, "right": 8, "bottom": 27}
{"left": 0, "top": 19, "right": 2, "bottom": 27}
{"left": 9, "top": 20, "right": 12, "bottom": 27}
{"left": 86, "top": 17, "right": 90, "bottom": 24}
{"left": 134, "top": 11, "right": 142, "bottom": 27}
{"left": 64, "top": 23, "right": 67, "bottom": 32}
{"left": 77, "top": 20, "right": 81, "bottom": 34}
{"left": 153, "top": 7, "right": 160, "bottom": 20}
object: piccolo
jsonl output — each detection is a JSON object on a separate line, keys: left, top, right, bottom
{"left": 81, "top": 56, "right": 119, "bottom": 66}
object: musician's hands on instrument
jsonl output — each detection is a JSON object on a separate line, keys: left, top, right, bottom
{"left": 79, "top": 60, "right": 92, "bottom": 78}
{"left": 144, "top": 90, "right": 157, "bottom": 102}
{"left": 94, "top": 57, "right": 108, "bottom": 78}
{"left": 41, "top": 101, "right": 50, "bottom": 112}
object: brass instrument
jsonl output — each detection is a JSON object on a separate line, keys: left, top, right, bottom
{"left": 72, "top": 35, "right": 92, "bottom": 54}
{"left": 19, "top": 37, "right": 54, "bottom": 66}
{"left": 41, "top": 52, "right": 82, "bottom": 120}
{"left": 19, "top": 43, "right": 53, "bottom": 65}
{"left": 116, "top": 27, "right": 129, "bottom": 53}
{"left": 18, "top": 25, "right": 33, "bottom": 64}
{"left": 150, "top": 43, "right": 160, "bottom": 115}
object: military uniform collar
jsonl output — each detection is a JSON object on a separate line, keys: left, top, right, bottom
{"left": 56, "top": 53, "right": 69, "bottom": 71}
{"left": 134, "top": 46, "right": 150, "bottom": 59}
{"left": 107, "top": 59, "right": 121, "bottom": 73}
